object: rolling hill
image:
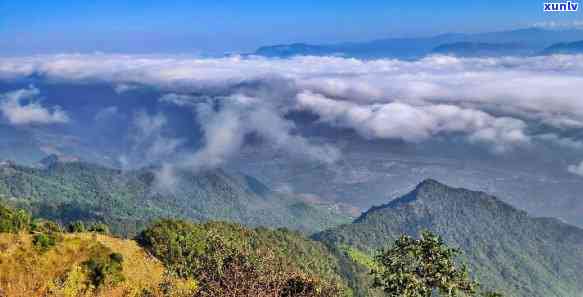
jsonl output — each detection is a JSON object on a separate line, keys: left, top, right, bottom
{"left": 314, "top": 179, "right": 583, "bottom": 297}
{"left": 0, "top": 157, "right": 351, "bottom": 236}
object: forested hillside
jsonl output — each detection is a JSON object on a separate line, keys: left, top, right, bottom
{"left": 0, "top": 158, "right": 350, "bottom": 236}
{"left": 3, "top": 162, "right": 583, "bottom": 297}
{"left": 315, "top": 179, "right": 583, "bottom": 297}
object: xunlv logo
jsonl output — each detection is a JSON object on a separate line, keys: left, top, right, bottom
{"left": 544, "top": 2, "right": 579, "bottom": 11}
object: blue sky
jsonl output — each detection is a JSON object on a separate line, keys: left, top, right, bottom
{"left": 0, "top": 0, "right": 581, "bottom": 55}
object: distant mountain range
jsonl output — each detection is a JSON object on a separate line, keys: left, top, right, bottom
{"left": 315, "top": 179, "right": 583, "bottom": 297}
{"left": 431, "top": 42, "right": 529, "bottom": 57}
{"left": 0, "top": 156, "right": 352, "bottom": 235}
{"left": 542, "top": 40, "right": 583, "bottom": 55}
{"left": 252, "top": 28, "right": 583, "bottom": 59}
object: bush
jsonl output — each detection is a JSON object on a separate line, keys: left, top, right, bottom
{"left": 82, "top": 252, "right": 125, "bottom": 288}
{"left": 33, "top": 233, "right": 57, "bottom": 251}
{"left": 0, "top": 205, "right": 31, "bottom": 233}
{"left": 67, "top": 221, "right": 86, "bottom": 233}
{"left": 138, "top": 219, "right": 344, "bottom": 297}
{"left": 137, "top": 219, "right": 211, "bottom": 278}
{"left": 30, "top": 220, "right": 63, "bottom": 234}
{"left": 88, "top": 223, "right": 110, "bottom": 234}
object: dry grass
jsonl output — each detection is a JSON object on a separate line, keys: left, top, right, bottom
{"left": 0, "top": 232, "right": 173, "bottom": 297}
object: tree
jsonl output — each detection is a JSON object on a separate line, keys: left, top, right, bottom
{"left": 67, "top": 221, "right": 86, "bottom": 233}
{"left": 138, "top": 219, "right": 343, "bottom": 297}
{"left": 88, "top": 222, "right": 110, "bottom": 234}
{"left": 371, "top": 230, "right": 478, "bottom": 297}
{"left": 0, "top": 204, "right": 31, "bottom": 233}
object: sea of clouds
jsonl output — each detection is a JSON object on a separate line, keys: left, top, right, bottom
{"left": 1, "top": 54, "right": 583, "bottom": 176}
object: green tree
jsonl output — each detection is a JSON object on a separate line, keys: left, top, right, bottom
{"left": 371, "top": 230, "right": 478, "bottom": 297}
{"left": 32, "top": 233, "right": 57, "bottom": 251}
{"left": 0, "top": 204, "right": 31, "bottom": 233}
{"left": 67, "top": 221, "right": 86, "bottom": 233}
{"left": 89, "top": 223, "right": 110, "bottom": 234}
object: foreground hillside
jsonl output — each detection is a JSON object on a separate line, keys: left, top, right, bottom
{"left": 0, "top": 232, "right": 168, "bottom": 297}
{"left": 0, "top": 158, "right": 351, "bottom": 235}
{"left": 315, "top": 179, "right": 583, "bottom": 297}
{"left": 3, "top": 174, "right": 583, "bottom": 297}
{"left": 0, "top": 204, "right": 350, "bottom": 296}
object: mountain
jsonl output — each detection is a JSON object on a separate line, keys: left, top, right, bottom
{"left": 253, "top": 28, "right": 583, "bottom": 59}
{"left": 431, "top": 42, "right": 528, "bottom": 57}
{"left": 0, "top": 158, "right": 351, "bottom": 236}
{"left": 542, "top": 40, "right": 583, "bottom": 55}
{"left": 314, "top": 179, "right": 583, "bottom": 297}
{"left": 254, "top": 43, "right": 334, "bottom": 58}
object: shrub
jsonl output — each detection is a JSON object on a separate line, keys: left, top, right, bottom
{"left": 82, "top": 252, "right": 125, "bottom": 288}
{"left": 88, "top": 223, "right": 110, "bottom": 234}
{"left": 137, "top": 219, "right": 211, "bottom": 278}
{"left": 67, "top": 221, "right": 86, "bottom": 233}
{"left": 138, "top": 219, "right": 344, "bottom": 297}
{"left": 30, "top": 220, "right": 63, "bottom": 234}
{"left": 0, "top": 205, "right": 31, "bottom": 233}
{"left": 32, "top": 233, "right": 57, "bottom": 251}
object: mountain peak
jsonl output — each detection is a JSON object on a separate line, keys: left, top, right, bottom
{"left": 316, "top": 181, "right": 583, "bottom": 297}
{"left": 39, "top": 154, "right": 80, "bottom": 168}
{"left": 415, "top": 178, "right": 445, "bottom": 190}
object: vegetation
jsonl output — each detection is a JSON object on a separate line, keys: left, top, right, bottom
{"left": 371, "top": 231, "right": 478, "bottom": 297}
{"left": 32, "top": 232, "right": 58, "bottom": 251}
{"left": 82, "top": 252, "right": 126, "bottom": 288}
{"left": 0, "top": 203, "right": 31, "bottom": 233}
{"left": 3, "top": 171, "right": 583, "bottom": 297}
{"left": 0, "top": 159, "right": 351, "bottom": 236}
{"left": 137, "top": 219, "right": 348, "bottom": 297}
{"left": 0, "top": 203, "right": 349, "bottom": 297}
{"left": 315, "top": 179, "right": 583, "bottom": 297}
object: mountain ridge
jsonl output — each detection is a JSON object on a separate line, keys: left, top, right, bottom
{"left": 0, "top": 159, "right": 352, "bottom": 236}
{"left": 314, "top": 179, "right": 583, "bottom": 297}
{"left": 542, "top": 40, "right": 583, "bottom": 55}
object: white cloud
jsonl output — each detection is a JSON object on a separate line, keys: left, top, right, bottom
{"left": 182, "top": 93, "right": 339, "bottom": 171}
{"left": 94, "top": 106, "right": 119, "bottom": 121}
{"left": 297, "top": 91, "right": 529, "bottom": 152}
{"left": 0, "top": 87, "right": 69, "bottom": 125}
{"left": 568, "top": 161, "right": 583, "bottom": 177}
{"left": 2, "top": 54, "right": 583, "bottom": 130}
{"left": 536, "top": 134, "right": 583, "bottom": 150}
{"left": 3, "top": 54, "right": 583, "bottom": 169}
{"left": 114, "top": 84, "right": 139, "bottom": 94}
{"left": 122, "top": 111, "right": 185, "bottom": 169}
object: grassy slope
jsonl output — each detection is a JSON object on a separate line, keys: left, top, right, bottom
{"left": 0, "top": 232, "right": 166, "bottom": 297}
{"left": 315, "top": 180, "right": 583, "bottom": 297}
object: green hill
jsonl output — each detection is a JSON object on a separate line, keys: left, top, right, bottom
{"left": 0, "top": 203, "right": 350, "bottom": 297}
{"left": 314, "top": 179, "right": 583, "bottom": 297}
{"left": 0, "top": 158, "right": 351, "bottom": 236}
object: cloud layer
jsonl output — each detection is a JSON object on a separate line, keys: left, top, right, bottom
{"left": 1, "top": 54, "right": 583, "bottom": 172}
